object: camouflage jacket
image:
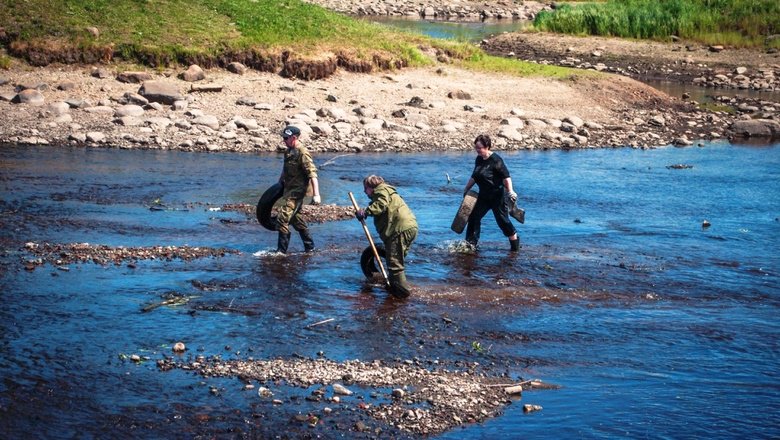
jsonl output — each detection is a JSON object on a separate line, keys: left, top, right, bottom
{"left": 365, "top": 183, "right": 417, "bottom": 241}
{"left": 282, "top": 143, "right": 318, "bottom": 198}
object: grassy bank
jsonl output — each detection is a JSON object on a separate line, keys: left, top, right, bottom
{"left": 0, "top": 0, "right": 580, "bottom": 80}
{"left": 535, "top": 0, "right": 780, "bottom": 48}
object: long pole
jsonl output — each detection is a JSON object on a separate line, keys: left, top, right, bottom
{"left": 348, "top": 192, "right": 390, "bottom": 288}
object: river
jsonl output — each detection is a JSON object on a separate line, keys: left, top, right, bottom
{"left": 1, "top": 142, "right": 778, "bottom": 438}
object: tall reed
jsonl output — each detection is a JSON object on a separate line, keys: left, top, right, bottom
{"left": 534, "top": 0, "right": 780, "bottom": 47}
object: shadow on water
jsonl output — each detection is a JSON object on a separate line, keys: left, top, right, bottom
{"left": 1, "top": 143, "right": 779, "bottom": 438}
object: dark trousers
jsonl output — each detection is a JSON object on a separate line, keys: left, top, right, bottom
{"left": 465, "top": 193, "right": 516, "bottom": 244}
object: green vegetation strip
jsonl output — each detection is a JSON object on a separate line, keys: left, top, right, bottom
{"left": 534, "top": 0, "right": 780, "bottom": 48}
{"left": 0, "top": 0, "right": 582, "bottom": 79}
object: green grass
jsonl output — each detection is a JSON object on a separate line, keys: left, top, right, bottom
{"left": 0, "top": 0, "right": 583, "bottom": 79}
{"left": 0, "top": 54, "right": 10, "bottom": 69}
{"left": 534, "top": 0, "right": 780, "bottom": 48}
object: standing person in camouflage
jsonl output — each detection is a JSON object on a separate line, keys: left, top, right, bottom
{"left": 355, "top": 175, "right": 418, "bottom": 298}
{"left": 276, "top": 126, "right": 321, "bottom": 253}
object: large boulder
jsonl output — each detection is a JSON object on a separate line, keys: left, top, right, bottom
{"left": 731, "top": 119, "right": 780, "bottom": 138}
{"left": 138, "top": 81, "right": 183, "bottom": 105}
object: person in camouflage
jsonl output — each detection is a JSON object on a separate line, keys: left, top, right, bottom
{"left": 276, "top": 126, "right": 321, "bottom": 253}
{"left": 355, "top": 175, "right": 418, "bottom": 298}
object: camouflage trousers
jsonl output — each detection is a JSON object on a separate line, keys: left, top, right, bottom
{"left": 384, "top": 227, "right": 418, "bottom": 290}
{"left": 275, "top": 196, "right": 307, "bottom": 235}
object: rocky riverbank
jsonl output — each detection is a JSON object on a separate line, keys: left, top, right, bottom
{"left": 483, "top": 32, "right": 780, "bottom": 93}
{"left": 2, "top": 59, "right": 771, "bottom": 154}
{"left": 303, "top": 0, "right": 550, "bottom": 20}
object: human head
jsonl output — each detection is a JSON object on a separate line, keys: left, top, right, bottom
{"left": 474, "top": 134, "right": 492, "bottom": 158}
{"left": 281, "top": 125, "right": 301, "bottom": 147}
{"left": 363, "top": 174, "right": 384, "bottom": 196}
{"left": 474, "top": 134, "right": 491, "bottom": 150}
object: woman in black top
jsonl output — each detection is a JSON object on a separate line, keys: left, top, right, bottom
{"left": 462, "top": 134, "right": 520, "bottom": 251}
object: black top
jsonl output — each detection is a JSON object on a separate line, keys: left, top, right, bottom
{"left": 471, "top": 153, "right": 510, "bottom": 196}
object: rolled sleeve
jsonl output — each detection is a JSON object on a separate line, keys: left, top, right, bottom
{"left": 301, "top": 149, "right": 318, "bottom": 180}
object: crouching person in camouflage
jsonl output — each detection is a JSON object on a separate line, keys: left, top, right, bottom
{"left": 276, "top": 126, "right": 321, "bottom": 253}
{"left": 355, "top": 175, "right": 418, "bottom": 298}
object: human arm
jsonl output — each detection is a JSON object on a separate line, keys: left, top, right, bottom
{"left": 503, "top": 177, "right": 517, "bottom": 201}
{"left": 463, "top": 177, "right": 475, "bottom": 196}
{"left": 310, "top": 177, "right": 321, "bottom": 205}
{"left": 364, "top": 190, "right": 390, "bottom": 217}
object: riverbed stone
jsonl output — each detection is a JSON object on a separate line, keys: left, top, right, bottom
{"left": 234, "top": 117, "right": 259, "bottom": 131}
{"left": 500, "top": 117, "right": 524, "bottom": 128}
{"left": 650, "top": 115, "right": 666, "bottom": 127}
{"left": 138, "top": 81, "right": 183, "bottom": 105}
{"left": 498, "top": 126, "right": 523, "bottom": 141}
{"left": 226, "top": 62, "right": 247, "bottom": 75}
{"left": 333, "top": 122, "right": 352, "bottom": 134}
{"left": 47, "top": 101, "right": 70, "bottom": 116}
{"left": 115, "top": 104, "right": 145, "bottom": 117}
{"left": 13, "top": 89, "right": 45, "bottom": 105}
{"left": 121, "top": 92, "right": 149, "bottom": 106}
{"left": 0, "top": 92, "right": 16, "bottom": 102}
{"left": 57, "top": 82, "right": 76, "bottom": 91}
{"left": 91, "top": 67, "right": 111, "bottom": 79}
{"left": 731, "top": 119, "right": 780, "bottom": 138}
{"left": 117, "top": 71, "right": 153, "bottom": 84}
{"left": 448, "top": 90, "right": 472, "bottom": 100}
{"left": 86, "top": 131, "right": 106, "bottom": 143}
{"left": 193, "top": 115, "right": 220, "bottom": 130}
{"left": 311, "top": 122, "right": 334, "bottom": 135}
{"left": 563, "top": 116, "right": 584, "bottom": 127}
{"left": 146, "top": 117, "right": 172, "bottom": 129}
{"left": 172, "top": 100, "right": 188, "bottom": 111}
{"left": 180, "top": 64, "right": 205, "bottom": 82}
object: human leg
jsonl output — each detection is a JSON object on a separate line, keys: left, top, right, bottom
{"left": 465, "top": 197, "right": 492, "bottom": 246}
{"left": 275, "top": 197, "right": 302, "bottom": 253}
{"left": 491, "top": 196, "right": 519, "bottom": 251}
{"left": 385, "top": 228, "right": 417, "bottom": 298}
{"left": 291, "top": 209, "right": 315, "bottom": 252}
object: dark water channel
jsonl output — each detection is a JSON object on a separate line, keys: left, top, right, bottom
{"left": 1, "top": 142, "right": 779, "bottom": 438}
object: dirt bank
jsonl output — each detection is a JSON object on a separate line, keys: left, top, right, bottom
{"left": 0, "top": 59, "right": 750, "bottom": 153}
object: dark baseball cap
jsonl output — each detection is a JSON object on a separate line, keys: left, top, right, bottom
{"left": 281, "top": 126, "right": 301, "bottom": 139}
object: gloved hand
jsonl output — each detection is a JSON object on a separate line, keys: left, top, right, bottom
{"left": 312, "top": 195, "right": 321, "bottom": 205}
{"left": 355, "top": 209, "right": 366, "bottom": 221}
{"left": 508, "top": 191, "right": 518, "bottom": 202}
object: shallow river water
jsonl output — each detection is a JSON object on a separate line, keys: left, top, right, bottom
{"left": 1, "top": 141, "right": 778, "bottom": 438}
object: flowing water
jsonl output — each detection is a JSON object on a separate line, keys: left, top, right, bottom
{"left": 1, "top": 142, "right": 779, "bottom": 438}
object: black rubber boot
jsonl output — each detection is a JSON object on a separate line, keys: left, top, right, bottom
{"left": 299, "top": 229, "right": 315, "bottom": 253}
{"left": 389, "top": 273, "right": 411, "bottom": 299}
{"left": 276, "top": 232, "right": 291, "bottom": 254}
{"left": 509, "top": 238, "right": 520, "bottom": 252}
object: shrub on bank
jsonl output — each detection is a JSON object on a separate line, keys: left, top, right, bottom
{"left": 534, "top": 0, "right": 780, "bottom": 48}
